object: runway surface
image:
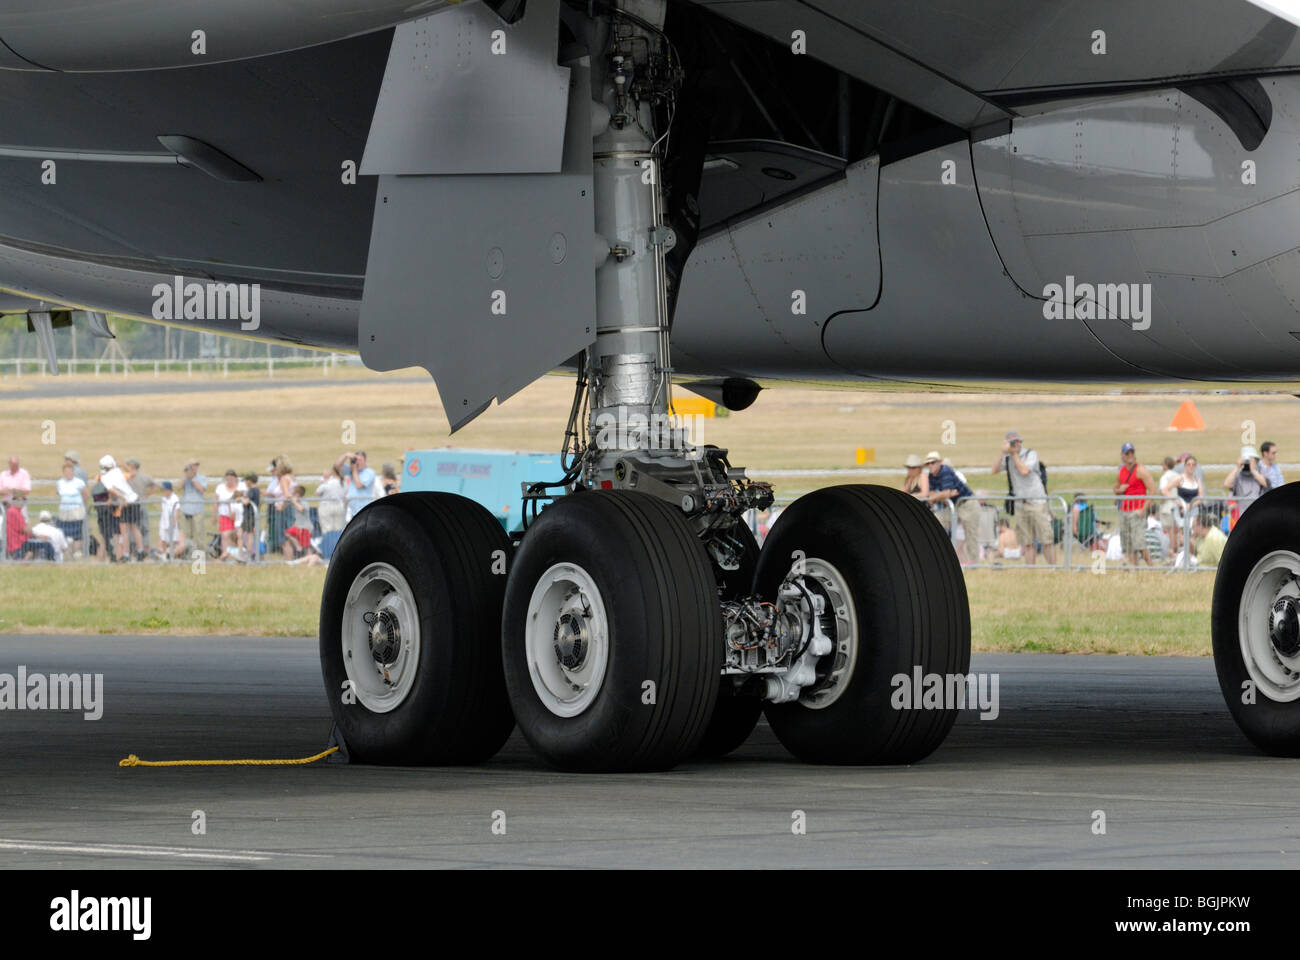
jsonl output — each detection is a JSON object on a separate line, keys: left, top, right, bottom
{"left": 1, "top": 635, "right": 1295, "bottom": 869}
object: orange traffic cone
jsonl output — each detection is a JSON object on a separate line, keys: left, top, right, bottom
{"left": 1169, "top": 400, "right": 1205, "bottom": 431}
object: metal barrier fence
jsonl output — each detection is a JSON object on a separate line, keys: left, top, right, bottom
{"left": 6, "top": 485, "right": 1250, "bottom": 569}
{"left": 747, "top": 491, "right": 1249, "bottom": 572}
{"left": 0, "top": 354, "right": 346, "bottom": 378}
{"left": 0, "top": 494, "right": 364, "bottom": 564}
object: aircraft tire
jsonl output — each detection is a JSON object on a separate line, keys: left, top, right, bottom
{"left": 501, "top": 490, "right": 721, "bottom": 771}
{"left": 319, "top": 493, "right": 515, "bottom": 764}
{"left": 1212, "top": 482, "right": 1300, "bottom": 755}
{"left": 757, "top": 484, "right": 971, "bottom": 764}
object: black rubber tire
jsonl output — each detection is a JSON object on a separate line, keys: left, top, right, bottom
{"left": 319, "top": 493, "right": 515, "bottom": 765}
{"left": 693, "top": 521, "right": 765, "bottom": 759}
{"left": 756, "top": 484, "right": 970, "bottom": 764}
{"left": 501, "top": 490, "right": 721, "bottom": 771}
{"left": 1212, "top": 483, "right": 1300, "bottom": 756}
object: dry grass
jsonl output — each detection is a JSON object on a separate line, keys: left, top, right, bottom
{"left": 0, "top": 368, "right": 1291, "bottom": 492}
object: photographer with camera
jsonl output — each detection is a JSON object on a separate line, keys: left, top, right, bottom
{"left": 991, "top": 430, "right": 1054, "bottom": 565}
{"left": 1223, "top": 444, "right": 1270, "bottom": 517}
{"left": 336, "top": 450, "right": 376, "bottom": 522}
{"left": 179, "top": 458, "right": 207, "bottom": 553}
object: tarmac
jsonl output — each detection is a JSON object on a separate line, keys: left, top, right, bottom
{"left": 1, "top": 636, "right": 1295, "bottom": 869}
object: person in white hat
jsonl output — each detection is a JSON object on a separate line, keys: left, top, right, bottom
{"left": 1224, "top": 444, "right": 1270, "bottom": 516}
{"left": 30, "top": 509, "right": 68, "bottom": 562}
{"left": 901, "top": 453, "right": 929, "bottom": 499}
{"left": 924, "top": 451, "right": 983, "bottom": 564}
{"left": 96, "top": 455, "right": 138, "bottom": 560}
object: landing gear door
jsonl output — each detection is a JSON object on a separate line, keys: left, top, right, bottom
{"left": 359, "top": 0, "right": 596, "bottom": 431}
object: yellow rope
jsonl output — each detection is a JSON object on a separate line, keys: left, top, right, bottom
{"left": 118, "top": 746, "right": 339, "bottom": 768}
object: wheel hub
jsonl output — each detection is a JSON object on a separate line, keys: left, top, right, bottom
{"left": 525, "top": 562, "right": 610, "bottom": 718}
{"left": 553, "top": 606, "right": 590, "bottom": 671}
{"left": 365, "top": 609, "right": 403, "bottom": 666}
{"left": 787, "top": 557, "right": 858, "bottom": 710}
{"left": 1270, "top": 595, "right": 1300, "bottom": 658}
{"left": 341, "top": 562, "right": 420, "bottom": 714}
{"left": 1238, "top": 550, "right": 1300, "bottom": 703}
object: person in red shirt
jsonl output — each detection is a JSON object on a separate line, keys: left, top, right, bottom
{"left": 1114, "top": 442, "right": 1156, "bottom": 566}
{"left": 5, "top": 495, "right": 31, "bottom": 559}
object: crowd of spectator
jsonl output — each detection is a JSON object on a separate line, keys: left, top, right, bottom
{"left": 4, "top": 433, "right": 1290, "bottom": 570}
{"left": 892, "top": 433, "right": 1286, "bottom": 569}
{"left": 1, "top": 449, "right": 401, "bottom": 564}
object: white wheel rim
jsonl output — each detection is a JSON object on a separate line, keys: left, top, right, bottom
{"left": 341, "top": 562, "right": 420, "bottom": 713}
{"left": 794, "top": 557, "right": 859, "bottom": 710}
{"left": 525, "top": 562, "right": 610, "bottom": 718}
{"left": 1238, "top": 550, "right": 1300, "bottom": 702}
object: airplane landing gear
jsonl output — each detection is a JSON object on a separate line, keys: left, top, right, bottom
{"left": 1212, "top": 484, "right": 1300, "bottom": 755}
{"left": 317, "top": 0, "right": 973, "bottom": 771}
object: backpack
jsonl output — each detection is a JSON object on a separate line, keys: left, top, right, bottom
{"left": 1005, "top": 451, "right": 1047, "bottom": 515}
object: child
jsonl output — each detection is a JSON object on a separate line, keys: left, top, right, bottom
{"left": 156, "top": 481, "right": 183, "bottom": 560}
{"left": 283, "top": 484, "right": 312, "bottom": 560}
{"left": 240, "top": 473, "right": 260, "bottom": 562}
{"left": 213, "top": 470, "right": 244, "bottom": 560}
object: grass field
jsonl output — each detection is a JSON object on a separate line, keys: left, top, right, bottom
{"left": 0, "top": 564, "right": 1216, "bottom": 655}
{"left": 0, "top": 368, "right": 1265, "bottom": 649}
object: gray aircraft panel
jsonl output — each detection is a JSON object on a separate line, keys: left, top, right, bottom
{"left": 697, "top": 140, "right": 846, "bottom": 232}
{"left": 1143, "top": 268, "right": 1287, "bottom": 372}
{"left": 358, "top": 58, "right": 596, "bottom": 431}
{"left": 721, "top": 158, "right": 880, "bottom": 364}
{"left": 0, "top": 0, "right": 454, "bottom": 71}
{"left": 0, "top": 31, "right": 391, "bottom": 295}
{"left": 694, "top": 0, "right": 1008, "bottom": 129}
{"left": 817, "top": 140, "right": 1137, "bottom": 381}
{"left": 0, "top": 238, "right": 358, "bottom": 351}
{"left": 800, "top": 0, "right": 1300, "bottom": 94}
{"left": 672, "top": 158, "right": 880, "bottom": 379}
{"left": 361, "top": 0, "right": 571, "bottom": 176}
{"left": 972, "top": 76, "right": 1300, "bottom": 377}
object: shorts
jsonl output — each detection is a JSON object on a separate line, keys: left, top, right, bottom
{"left": 56, "top": 519, "right": 82, "bottom": 541}
{"left": 1014, "top": 501, "right": 1053, "bottom": 545}
{"left": 218, "top": 515, "right": 235, "bottom": 533}
{"left": 1120, "top": 510, "right": 1146, "bottom": 553}
{"left": 96, "top": 506, "right": 119, "bottom": 539}
{"left": 318, "top": 500, "right": 345, "bottom": 534}
{"left": 120, "top": 503, "right": 142, "bottom": 525}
